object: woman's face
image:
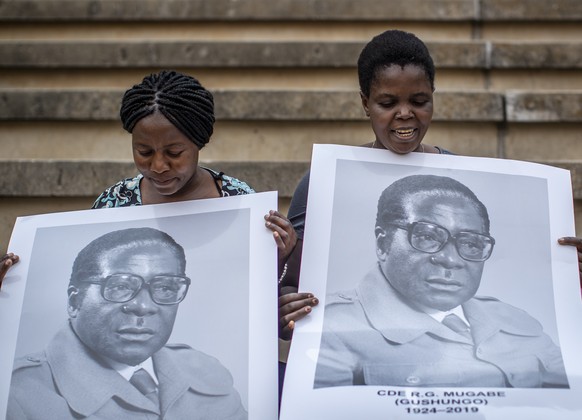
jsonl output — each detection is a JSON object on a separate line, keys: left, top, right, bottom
{"left": 361, "top": 64, "right": 434, "bottom": 154}
{"left": 132, "top": 112, "right": 201, "bottom": 199}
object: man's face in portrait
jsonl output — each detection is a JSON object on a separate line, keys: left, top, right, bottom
{"left": 376, "top": 193, "right": 489, "bottom": 311}
{"left": 68, "top": 244, "right": 183, "bottom": 366}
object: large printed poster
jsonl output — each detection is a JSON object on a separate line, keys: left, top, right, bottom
{"left": 280, "top": 145, "right": 582, "bottom": 420}
{"left": 0, "top": 192, "right": 279, "bottom": 420}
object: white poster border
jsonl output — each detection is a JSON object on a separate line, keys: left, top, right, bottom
{"left": 281, "top": 144, "right": 581, "bottom": 420}
{"left": 0, "top": 192, "right": 279, "bottom": 420}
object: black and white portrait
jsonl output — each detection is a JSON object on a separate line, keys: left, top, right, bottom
{"left": 0, "top": 193, "right": 278, "bottom": 420}
{"left": 280, "top": 145, "right": 581, "bottom": 420}
{"left": 314, "top": 173, "right": 568, "bottom": 389}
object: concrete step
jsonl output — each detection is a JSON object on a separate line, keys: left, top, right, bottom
{"left": 1, "top": 0, "right": 580, "bottom": 21}
{"left": 0, "top": 89, "right": 509, "bottom": 122}
{"left": 505, "top": 92, "right": 582, "bottom": 122}
{"left": 2, "top": 89, "right": 579, "bottom": 163}
{"left": 3, "top": 89, "right": 582, "bottom": 123}
{"left": 2, "top": 40, "right": 581, "bottom": 69}
{"left": 0, "top": 160, "right": 309, "bottom": 199}
{"left": 1, "top": 160, "right": 580, "bottom": 199}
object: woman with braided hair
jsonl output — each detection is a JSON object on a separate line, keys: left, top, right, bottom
{"left": 93, "top": 69, "right": 297, "bottom": 274}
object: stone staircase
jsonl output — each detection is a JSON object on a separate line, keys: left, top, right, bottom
{"left": 1, "top": 0, "right": 582, "bottom": 247}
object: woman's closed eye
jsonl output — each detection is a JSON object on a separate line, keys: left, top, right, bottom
{"left": 165, "top": 150, "right": 183, "bottom": 158}
{"left": 411, "top": 100, "right": 429, "bottom": 106}
{"left": 379, "top": 101, "right": 397, "bottom": 109}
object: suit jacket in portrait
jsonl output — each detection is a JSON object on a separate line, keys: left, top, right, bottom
{"left": 7, "top": 323, "right": 247, "bottom": 419}
{"left": 314, "top": 264, "right": 569, "bottom": 389}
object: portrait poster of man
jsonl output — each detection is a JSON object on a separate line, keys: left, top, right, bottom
{"left": 0, "top": 192, "right": 278, "bottom": 420}
{"left": 280, "top": 145, "right": 582, "bottom": 420}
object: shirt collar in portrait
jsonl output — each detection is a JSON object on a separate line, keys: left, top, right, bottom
{"left": 104, "top": 356, "right": 159, "bottom": 385}
{"left": 425, "top": 305, "right": 470, "bottom": 326}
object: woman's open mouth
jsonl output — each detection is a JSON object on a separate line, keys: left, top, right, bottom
{"left": 392, "top": 128, "right": 416, "bottom": 139}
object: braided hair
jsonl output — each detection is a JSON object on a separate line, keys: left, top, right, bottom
{"left": 358, "top": 30, "right": 435, "bottom": 97}
{"left": 120, "top": 70, "right": 215, "bottom": 149}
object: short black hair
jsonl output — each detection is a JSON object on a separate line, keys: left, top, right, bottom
{"left": 358, "top": 29, "right": 435, "bottom": 97}
{"left": 376, "top": 174, "right": 490, "bottom": 234}
{"left": 120, "top": 70, "right": 215, "bottom": 149}
{"left": 69, "top": 227, "right": 186, "bottom": 288}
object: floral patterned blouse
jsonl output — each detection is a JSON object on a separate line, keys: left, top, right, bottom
{"left": 91, "top": 167, "right": 255, "bottom": 208}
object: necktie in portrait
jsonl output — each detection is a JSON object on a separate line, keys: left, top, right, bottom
{"left": 130, "top": 368, "right": 160, "bottom": 407}
{"left": 441, "top": 313, "right": 472, "bottom": 341}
